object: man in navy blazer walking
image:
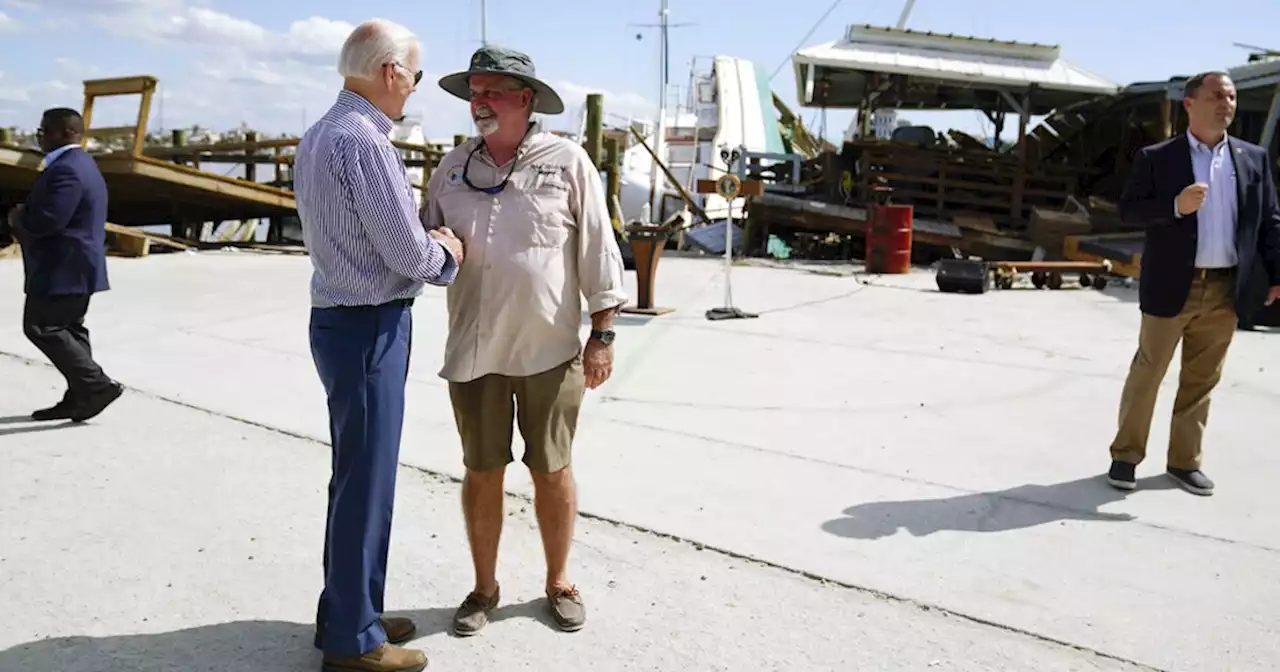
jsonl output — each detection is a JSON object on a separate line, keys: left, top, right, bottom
{"left": 1106, "top": 71, "right": 1280, "bottom": 496}
{"left": 7, "top": 107, "right": 122, "bottom": 422}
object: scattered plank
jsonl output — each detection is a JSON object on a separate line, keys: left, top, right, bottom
{"left": 105, "top": 222, "right": 194, "bottom": 256}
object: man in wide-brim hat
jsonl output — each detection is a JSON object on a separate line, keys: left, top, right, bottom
{"left": 437, "top": 45, "right": 565, "bottom": 116}
{"left": 422, "top": 45, "right": 628, "bottom": 638}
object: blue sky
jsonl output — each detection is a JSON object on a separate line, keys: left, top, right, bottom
{"left": 0, "top": 0, "right": 1277, "bottom": 143}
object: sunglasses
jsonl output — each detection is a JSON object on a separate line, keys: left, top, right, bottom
{"left": 389, "top": 61, "right": 422, "bottom": 86}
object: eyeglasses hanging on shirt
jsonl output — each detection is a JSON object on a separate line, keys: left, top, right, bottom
{"left": 461, "top": 124, "right": 536, "bottom": 195}
{"left": 462, "top": 141, "right": 518, "bottom": 195}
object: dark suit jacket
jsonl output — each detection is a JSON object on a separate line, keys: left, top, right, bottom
{"left": 1119, "top": 133, "right": 1280, "bottom": 318}
{"left": 16, "top": 146, "right": 110, "bottom": 296}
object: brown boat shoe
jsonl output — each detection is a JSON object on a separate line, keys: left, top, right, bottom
{"left": 452, "top": 585, "right": 500, "bottom": 636}
{"left": 314, "top": 616, "right": 417, "bottom": 650}
{"left": 547, "top": 585, "right": 586, "bottom": 632}
{"left": 320, "top": 642, "right": 427, "bottom": 672}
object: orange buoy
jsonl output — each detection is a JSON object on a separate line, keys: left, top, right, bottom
{"left": 865, "top": 204, "right": 913, "bottom": 274}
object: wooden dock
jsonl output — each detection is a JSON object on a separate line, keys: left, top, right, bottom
{"left": 1, "top": 74, "right": 450, "bottom": 246}
{"left": 95, "top": 153, "right": 296, "bottom": 227}
{"left": 0, "top": 144, "right": 42, "bottom": 200}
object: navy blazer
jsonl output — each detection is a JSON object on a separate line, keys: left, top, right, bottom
{"left": 18, "top": 146, "right": 110, "bottom": 296}
{"left": 1119, "top": 133, "right": 1280, "bottom": 318}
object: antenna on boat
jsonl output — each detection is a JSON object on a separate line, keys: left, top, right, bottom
{"left": 631, "top": 0, "right": 695, "bottom": 221}
{"left": 1234, "top": 42, "right": 1280, "bottom": 61}
{"left": 896, "top": 0, "right": 917, "bottom": 29}
{"left": 480, "top": 0, "right": 488, "bottom": 45}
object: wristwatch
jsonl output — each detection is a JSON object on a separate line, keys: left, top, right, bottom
{"left": 589, "top": 329, "right": 615, "bottom": 345}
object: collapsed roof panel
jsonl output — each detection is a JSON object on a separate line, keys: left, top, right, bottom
{"left": 792, "top": 25, "right": 1120, "bottom": 114}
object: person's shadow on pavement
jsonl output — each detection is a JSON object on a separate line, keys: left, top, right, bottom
{"left": 405, "top": 596, "right": 561, "bottom": 637}
{"left": 821, "top": 475, "right": 1171, "bottom": 540}
{"left": 0, "top": 414, "right": 83, "bottom": 437}
{"left": 0, "top": 607, "right": 460, "bottom": 672}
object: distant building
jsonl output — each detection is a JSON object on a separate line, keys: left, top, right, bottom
{"left": 871, "top": 109, "right": 897, "bottom": 139}
{"left": 842, "top": 108, "right": 900, "bottom": 142}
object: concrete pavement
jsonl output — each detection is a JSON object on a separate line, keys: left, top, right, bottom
{"left": 1, "top": 250, "right": 1278, "bottom": 671}
{"left": 0, "top": 356, "right": 1142, "bottom": 671}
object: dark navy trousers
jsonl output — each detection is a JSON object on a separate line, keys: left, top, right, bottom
{"left": 309, "top": 299, "right": 413, "bottom": 657}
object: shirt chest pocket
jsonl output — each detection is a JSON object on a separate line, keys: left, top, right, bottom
{"left": 510, "top": 174, "right": 573, "bottom": 248}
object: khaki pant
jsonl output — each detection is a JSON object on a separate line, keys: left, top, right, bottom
{"left": 448, "top": 356, "right": 586, "bottom": 473}
{"left": 1110, "top": 271, "right": 1237, "bottom": 470}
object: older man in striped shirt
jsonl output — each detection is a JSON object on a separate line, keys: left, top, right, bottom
{"left": 294, "top": 19, "right": 460, "bottom": 672}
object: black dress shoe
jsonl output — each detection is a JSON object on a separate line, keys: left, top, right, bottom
{"left": 1106, "top": 461, "right": 1137, "bottom": 490}
{"left": 1167, "top": 468, "right": 1214, "bottom": 496}
{"left": 31, "top": 400, "right": 77, "bottom": 421}
{"left": 71, "top": 382, "right": 123, "bottom": 422}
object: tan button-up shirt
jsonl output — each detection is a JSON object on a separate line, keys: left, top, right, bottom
{"left": 422, "top": 130, "right": 628, "bottom": 383}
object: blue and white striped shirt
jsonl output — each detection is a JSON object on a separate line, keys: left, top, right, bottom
{"left": 295, "top": 90, "right": 458, "bottom": 308}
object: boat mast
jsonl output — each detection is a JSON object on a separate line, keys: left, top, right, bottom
{"left": 480, "top": 0, "right": 488, "bottom": 45}
{"left": 896, "top": 0, "right": 916, "bottom": 29}
{"left": 646, "top": 0, "right": 670, "bottom": 221}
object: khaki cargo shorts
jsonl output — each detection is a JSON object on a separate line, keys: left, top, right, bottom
{"left": 447, "top": 356, "right": 586, "bottom": 473}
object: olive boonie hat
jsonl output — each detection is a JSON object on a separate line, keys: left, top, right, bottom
{"left": 438, "top": 45, "right": 565, "bottom": 115}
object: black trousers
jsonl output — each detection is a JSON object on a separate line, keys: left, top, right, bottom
{"left": 22, "top": 293, "right": 113, "bottom": 400}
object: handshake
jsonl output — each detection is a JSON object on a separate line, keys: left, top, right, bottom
{"left": 429, "top": 226, "right": 465, "bottom": 264}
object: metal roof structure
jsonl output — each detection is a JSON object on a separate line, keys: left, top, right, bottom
{"left": 791, "top": 25, "right": 1120, "bottom": 114}
{"left": 1229, "top": 55, "right": 1280, "bottom": 89}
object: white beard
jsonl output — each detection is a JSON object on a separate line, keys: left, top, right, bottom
{"left": 474, "top": 117, "right": 499, "bottom": 136}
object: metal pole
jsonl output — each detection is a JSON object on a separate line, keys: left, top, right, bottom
{"left": 1261, "top": 84, "right": 1280, "bottom": 160}
{"left": 480, "top": 0, "right": 488, "bottom": 45}
{"left": 895, "top": 0, "right": 917, "bottom": 29}
{"left": 723, "top": 200, "right": 734, "bottom": 307}
{"left": 646, "top": 0, "right": 669, "bottom": 221}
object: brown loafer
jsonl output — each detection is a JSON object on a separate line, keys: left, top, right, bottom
{"left": 547, "top": 585, "right": 586, "bottom": 632}
{"left": 314, "top": 617, "right": 417, "bottom": 650}
{"left": 452, "top": 585, "right": 500, "bottom": 636}
{"left": 321, "top": 642, "right": 427, "bottom": 672}
{"left": 381, "top": 617, "right": 417, "bottom": 644}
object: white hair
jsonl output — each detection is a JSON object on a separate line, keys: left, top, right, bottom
{"left": 338, "top": 19, "right": 419, "bottom": 80}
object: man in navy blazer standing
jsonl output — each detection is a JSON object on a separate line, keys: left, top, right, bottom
{"left": 1107, "top": 71, "right": 1280, "bottom": 496}
{"left": 7, "top": 107, "right": 122, "bottom": 422}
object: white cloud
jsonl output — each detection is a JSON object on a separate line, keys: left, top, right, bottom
{"left": 551, "top": 81, "right": 657, "bottom": 129}
{"left": 282, "top": 16, "right": 357, "bottom": 57}
{"left": 0, "top": 10, "right": 20, "bottom": 31}
{"left": 87, "top": 2, "right": 353, "bottom": 60}
{"left": 0, "top": 78, "right": 75, "bottom": 119}
{"left": 0, "top": 2, "right": 653, "bottom": 139}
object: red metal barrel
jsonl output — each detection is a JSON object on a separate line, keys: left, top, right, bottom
{"left": 865, "top": 204, "right": 913, "bottom": 274}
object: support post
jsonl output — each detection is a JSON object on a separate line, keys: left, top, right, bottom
{"left": 585, "top": 93, "right": 604, "bottom": 169}
{"left": 453, "top": 133, "right": 467, "bottom": 148}
{"left": 604, "top": 136, "right": 622, "bottom": 229}
{"left": 170, "top": 128, "right": 187, "bottom": 166}
{"left": 1012, "top": 90, "right": 1031, "bottom": 225}
{"left": 244, "top": 130, "right": 257, "bottom": 183}
{"left": 1261, "top": 85, "right": 1280, "bottom": 162}
{"left": 1158, "top": 98, "right": 1173, "bottom": 140}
